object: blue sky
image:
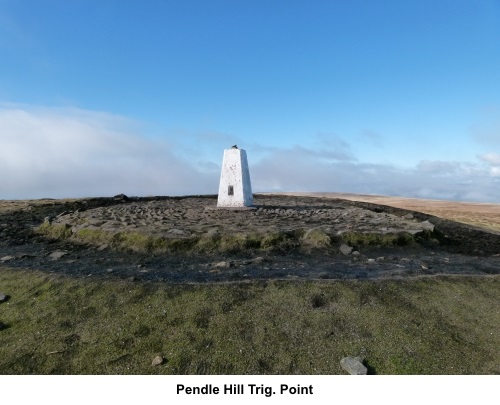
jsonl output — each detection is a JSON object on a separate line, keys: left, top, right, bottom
{"left": 1, "top": 0, "right": 499, "bottom": 201}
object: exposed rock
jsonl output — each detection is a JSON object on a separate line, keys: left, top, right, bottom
{"left": 0, "top": 322, "right": 6, "bottom": 331}
{"left": 113, "top": 194, "right": 130, "bottom": 202}
{"left": 48, "top": 250, "right": 67, "bottom": 260}
{"left": 339, "top": 244, "right": 353, "bottom": 255}
{"left": 205, "top": 228, "right": 220, "bottom": 236}
{"left": 0, "top": 293, "right": 8, "bottom": 302}
{"left": 152, "top": 355, "right": 164, "bottom": 366}
{"left": 167, "top": 229, "right": 190, "bottom": 237}
{"left": 214, "top": 261, "right": 231, "bottom": 268}
{"left": 340, "top": 356, "right": 367, "bottom": 375}
{"left": 420, "top": 220, "right": 435, "bottom": 232}
{"left": 0, "top": 256, "right": 15, "bottom": 263}
{"left": 403, "top": 213, "right": 414, "bottom": 220}
{"left": 253, "top": 256, "right": 266, "bottom": 264}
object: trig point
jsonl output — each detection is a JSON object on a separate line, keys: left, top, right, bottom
{"left": 217, "top": 145, "right": 253, "bottom": 208}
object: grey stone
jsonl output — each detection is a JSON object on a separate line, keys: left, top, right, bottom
{"left": 167, "top": 229, "right": 190, "bottom": 236}
{"left": 152, "top": 355, "right": 164, "bottom": 366}
{"left": 339, "top": 244, "right": 353, "bottom": 255}
{"left": 214, "top": 261, "right": 231, "bottom": 268}
{"left": 0, "top": 256, "right": 15, "bottom": 263}
{"left": 113, "top": 193, "right": 130, "bottom": 202}
{"left": 403, "top": 213, "right": 414, "bottom": 219}
{"left": 340, "top": 356, "right": 367, "bottom": 375}
{"left": 48, "top": 250, "right": 67, "bottom": 260}
{"left": 420, "top": 220, "right": 435, "bottom": 232}
{"left": 205, "top": 228, "right": 220, "bottom": 236}
{"left": 0, "top": 293, "right": 8, "bottom": 302}
{"left": 253, "top": 257, "right": 266, "bottom": 264}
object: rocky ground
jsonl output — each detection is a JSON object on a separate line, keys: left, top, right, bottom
{"left": 1, "top": 194, "right": 499, "bottom": 282}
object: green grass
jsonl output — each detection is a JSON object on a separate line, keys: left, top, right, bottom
{"left": 340, "top": 231, "right": 415, "bottom": 247}
{"left": 1, "top": 267, "right": 498, "bottom": 374}
{"left": 38, "top": 223, "right": 435, "bottom": 255}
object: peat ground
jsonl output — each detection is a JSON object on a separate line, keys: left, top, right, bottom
{"left": 0, "top": 194, "right": 499, "bottom": 374}
{"left": 1, "top": 194, "right": 499, "bottom": 282}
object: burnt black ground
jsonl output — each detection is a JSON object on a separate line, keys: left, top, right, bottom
{"left": 1, "top": 195, "right": 499, "bottom": 283}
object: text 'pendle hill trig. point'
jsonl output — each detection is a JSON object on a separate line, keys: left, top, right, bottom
{"left": 217, "top": 145, "right": 253, "bottom": 207}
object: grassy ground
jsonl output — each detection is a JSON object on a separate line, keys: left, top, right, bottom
{"left": 1, "top": 267, "right": 498, "bottom": 374}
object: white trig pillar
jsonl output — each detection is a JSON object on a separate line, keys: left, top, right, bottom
{"left": 217, "top": 145, "right": 253, "bottom": 207}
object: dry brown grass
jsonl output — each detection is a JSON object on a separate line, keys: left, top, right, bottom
{"left": 275, "top": 192, "right": 500, "bottom": 233}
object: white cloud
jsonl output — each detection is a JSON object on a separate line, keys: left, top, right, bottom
{"left": 0, "top": 105, "right": 218, "bottom": 199}
{"left": 478, "top": 152, "right": 500, "bottom": 165}
{"left": 250, "top": 148, "right": 500, "bottom": 202}
{"left": 1, "top": 104, "right": 499, "bottom": 203}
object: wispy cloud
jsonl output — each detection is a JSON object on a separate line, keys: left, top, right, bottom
{"left": 358, "top": 129, "right": 384, "bottom": 148}
{"left": 478, "top": 152, "right": 500, "bottom": 165}
{"left": 470, "top": 106, "right": 500, "bottom": 145}
{"left": 251, "top": 148, "right": 500, "bottom": 202}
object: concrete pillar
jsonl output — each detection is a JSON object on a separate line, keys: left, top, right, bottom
{"left": 217, "top": 146, "right": 253, "bottom": 207}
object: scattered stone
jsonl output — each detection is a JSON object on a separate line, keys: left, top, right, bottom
{"left": 19, "top": 253, "right": 36, "bottom": 258}
{"left": 367, "top": 258, "right": 376, "bottom": 263}
{"left": 167, "top": 229, "right": 190, "bottom": 236}
{"left": 351, "top": 251, "right": 360, "bottom": 256}
{"left": 214, "top": 261, "right": 231, "bottom": 268}
{"left": 403, "top": 213, "right": 414, "bottom": 220}
{"left": 420, "top": 220, "right": 435, "bottom": 232}
{"left": 113, "top": 194, "right": 130, "bottom": 202}
{"left": 0, "top": 293, "right": 8, "bottom": 302}
{"left": 340, "top": 356, "right": 367, "bottom": 375}
{"left": 48, "top": 251, "right": 67, "bottom": 260}
{"left": 376, "top": 256, "right": 385, "bottom": 261}
{"left": 0, "top": 256, "right": 15, "bottom": 263}
{"left": 339, "top": 244, "right": 353, "bottom": 255}
{"left": 205, "top": 228, "right": 220, "bottom": 236}
{"left": 152, "top": 355, "right": 165, "bottom": 366}
{"left": 253, "top": 256, "right": 266, "bottom": 264}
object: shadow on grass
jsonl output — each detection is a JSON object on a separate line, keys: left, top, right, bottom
{"left": 364, "top": 360, "right": 377, "bottom": 375}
